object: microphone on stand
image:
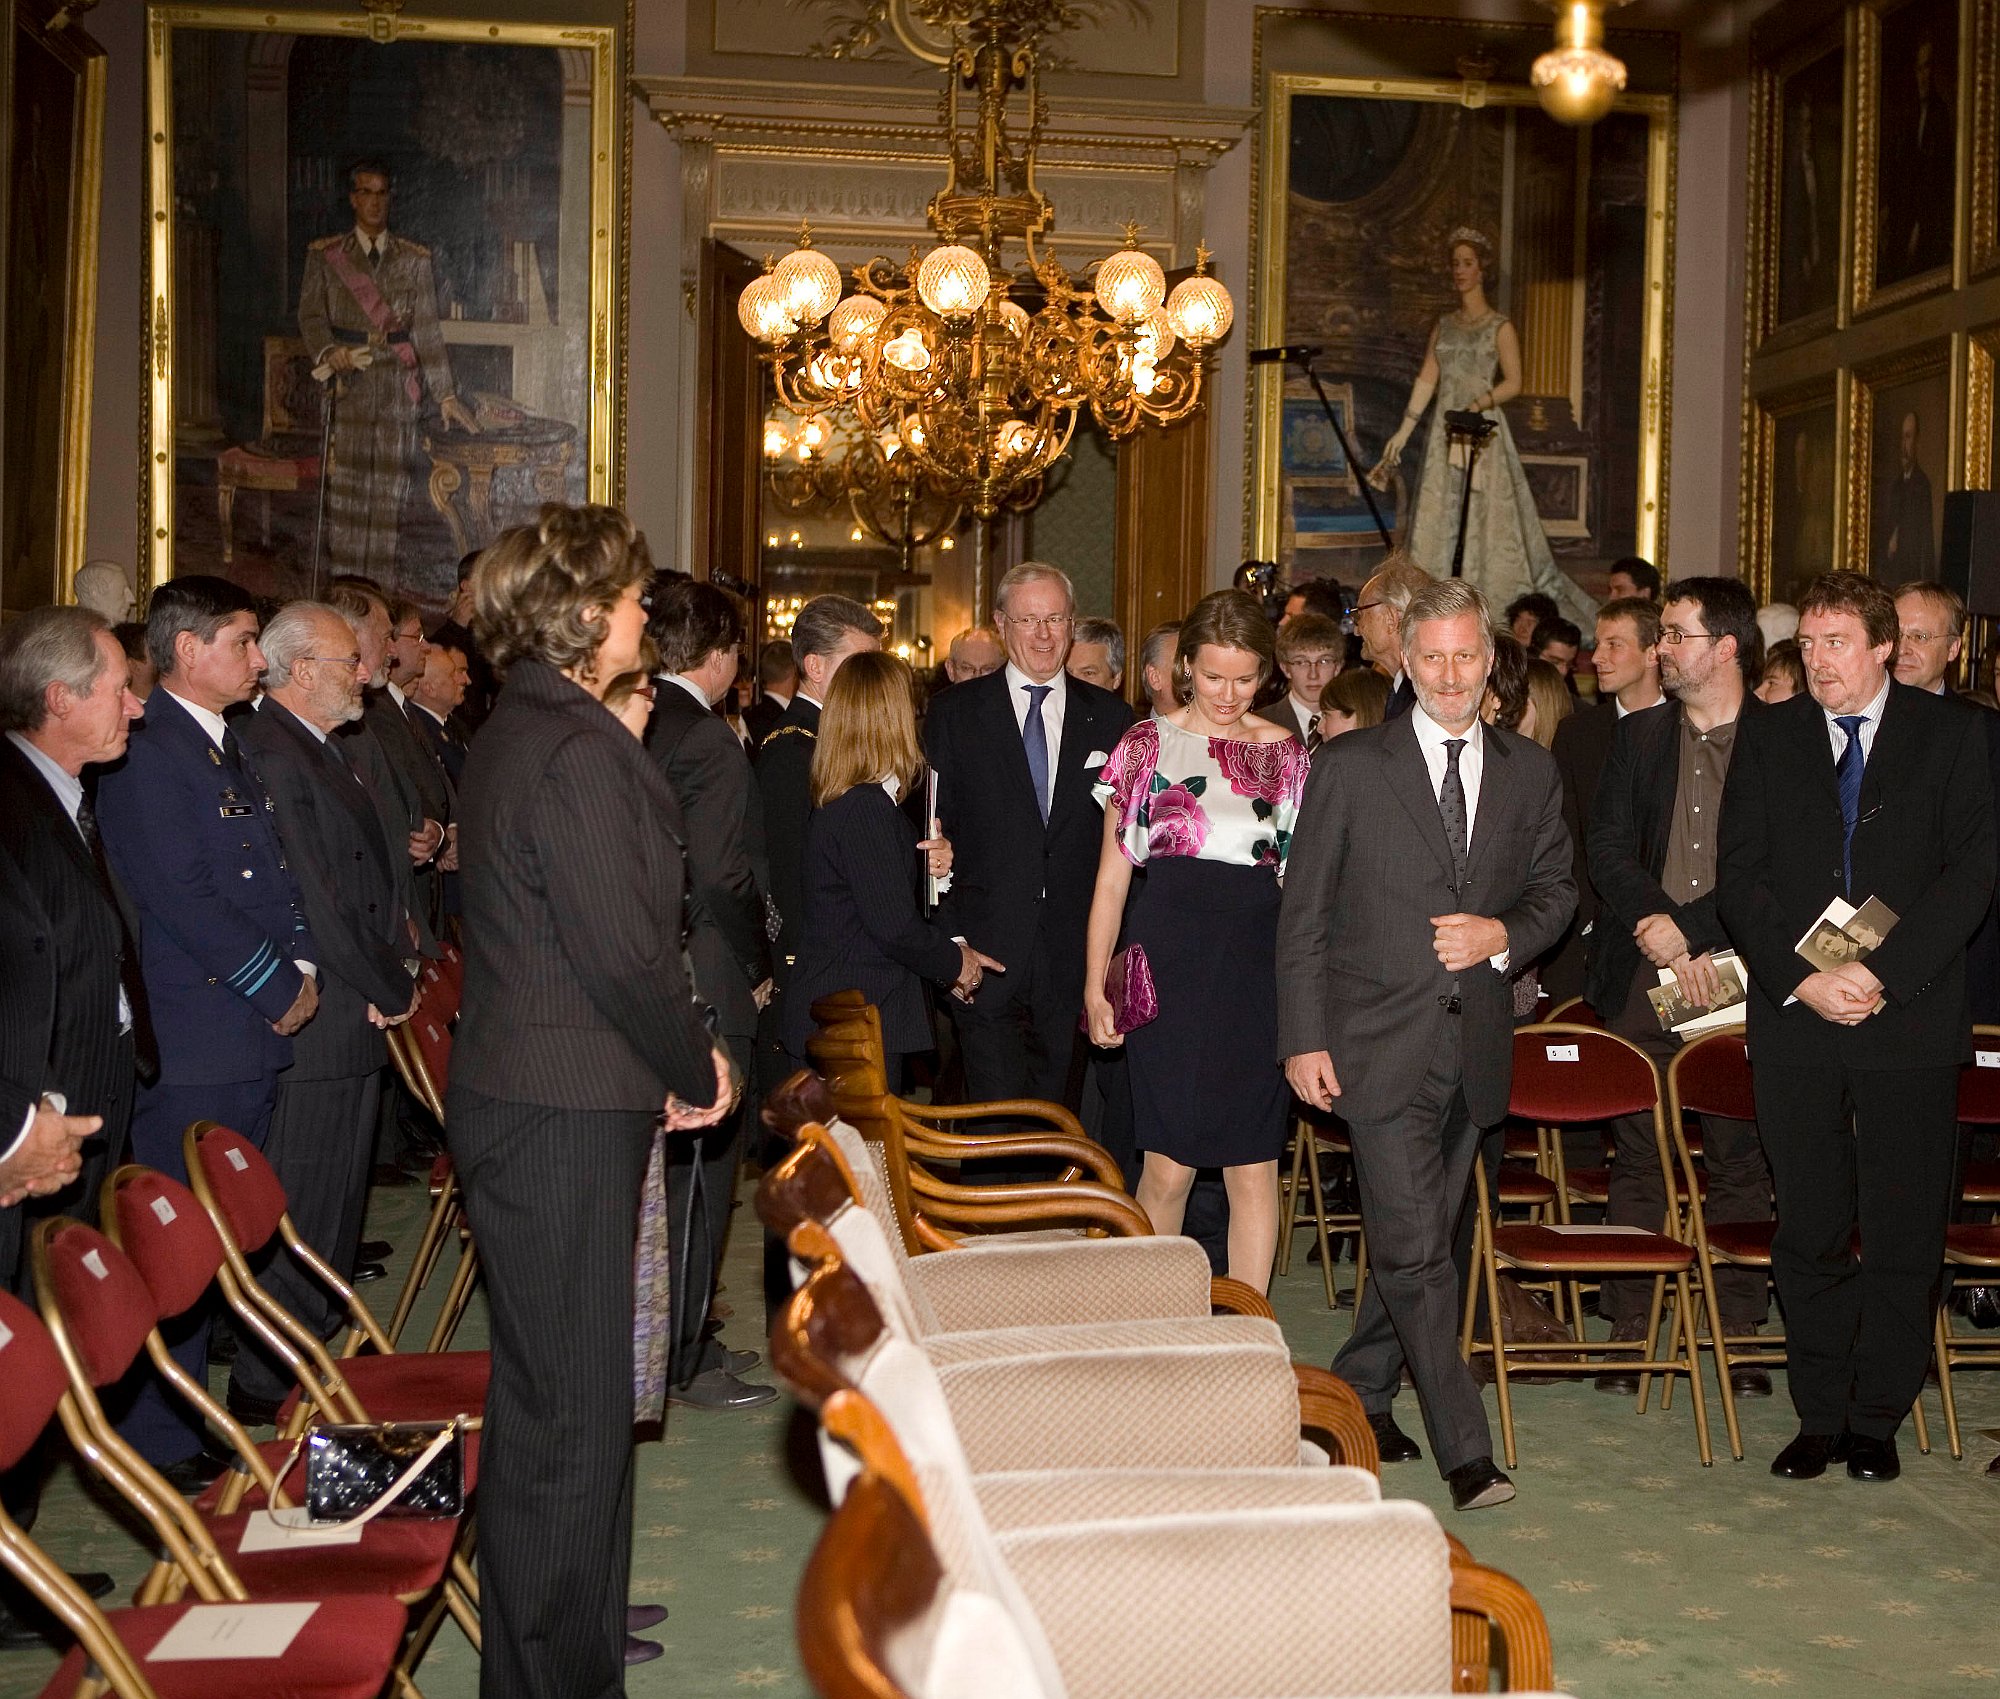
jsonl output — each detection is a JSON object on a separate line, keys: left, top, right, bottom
{"left": 1248, "top": 345, "right": 1329, "bottom": 365}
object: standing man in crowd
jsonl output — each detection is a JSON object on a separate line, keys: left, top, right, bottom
{"left": 743, "top": 639, "right": 798, "bottom": 749}
{"left": 1067, "top": 618, "right": 1126, "bottom": 695}
{"left": 927, "top": 563, "right": 1133, "bottom": 1118}
{"left": 230, "top": 603, "right": 417, "bottom": 1426}
{"left": 426, "top": 553, "right": 496, "bottom": 729}
{"left": 646, "top": 578, "right": 776, "bottom": 1412}
{"left": 1138, "top": 622, "right": 1181, "bottom": 717}
{"left": 406, "top": 638, "right": 471, "bottom": 785}
{"left": 1548, "top": 597, "right": 1665, "bottom": 1003}
{"left": 1270, "top": 613, "right": 1346, "bottom": 747}
{"left": 0, "top": 608, "right": 152, "bottom": 1282}
{"left": 1353, "top": 557, "right": 1432, "bottom": 721}
{"left": 942, "top": 625, "right": 1004, "bottom": 686}
{"left": 1719, "top": 571, "right": 1993, "bottom": 1482}
{"left": 1606, "top": 558, "right": 1662, "bottom": 603}
{"left": 96, "top": 576, "right": 318, "bottom": 1483}
{"left": 1586, "top": 577, "right": 1773, "bottom": 1395}
{"left": 1279, "top": 578, "right": 1573, "bottom": 1511}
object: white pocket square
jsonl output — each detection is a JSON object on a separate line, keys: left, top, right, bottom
{"left": 1084, "top": 750, "right": 1110, "bottom": 770}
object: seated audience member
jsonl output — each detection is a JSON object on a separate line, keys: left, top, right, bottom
{"left": 1271, "top": 613, "right": 1345, "bottom": 746}
{"left": 229, "top": 602, "right": 418, "bottom": 1426}
{"left": 1138, "top": 621, "right": 1182, "bottom": 717}
{"left": 942, "top": 624, "right": 1004, "bottom": 685}
{"left": 1068, "top": 617, "right": 1126, "bottom": 693}
{"left": 1755, "top": 639, "right": 1806, "bottom": 704}
{"left": 1482, "top": 633, "right": 1530, "bottom": 732}
{"left": 1528, "top": 617, "right": 1583, "bottom": 680}
{"left": 1316, "top": 665, "right": 1389, "bottom": 738}
{"left": 1755, "top": 600, "right": 1800, "bottom": 652}
{"left": 781, "top": 651, "right": 993, "bottom": 1084}
{"left": 743, "top": 639, "right": 798, "bottom": 748}
{"left": 1506, "top": 591, "right": 1559, "bottom": 644}
{"left": 1892, "top": 580, "right": 1966, "bottom": 696}
{"left": 112, "top": 622, "right": 155, "bottom": 701}
{"left": 1606, "top": 557, "right": 1662, "bottom": 602}
{"left": 1523, "top": 658, "right": 1572, "bottom": 747}
{"left": 1586, "top": 575, "right": 1772, "bottom": 1396}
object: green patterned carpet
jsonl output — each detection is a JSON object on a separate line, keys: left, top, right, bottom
{"left": 4, "top": 1176, "right": 1997, "bottom": 1698}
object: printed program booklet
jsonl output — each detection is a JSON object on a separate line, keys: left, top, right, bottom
{"left": 1794, "top": 895, "right": 1899, "bottom": 975}
{"left": 1647, "top": 949, "right": 1750, "bottom": 1036}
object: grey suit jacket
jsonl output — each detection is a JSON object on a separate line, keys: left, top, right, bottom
{"left": 1276, "top": 709, "right": 1576, "bottom": 1128}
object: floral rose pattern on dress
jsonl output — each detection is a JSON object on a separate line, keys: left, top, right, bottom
{"left": 1093, "top": 717, "right": 1310, "bottom": 872}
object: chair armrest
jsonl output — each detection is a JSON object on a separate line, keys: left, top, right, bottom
{"left": 903, "top": 1126, "right": 1125, "bottom": 1190}
{"left": 1293, "top": 1363, "right": 1380, "bottom": 1476}
{"left": 908, "top": 1234, "right": 1213, "bottom": 1330}
{"left": 902, "top": 1097, "right": 1090, "bottom": 1141}
{"left": 924, "top": 1315, "right": 1286, "bottom": 1368}
{"left": 1209, "top": 1277, "right": 1275, "bottom": 1319}
{"left": 937, "top": 1342, "right": 1304, "bottom": 1473}
{"left": 907, "top": 1170, "right": 1152, "bottom": 1239}
{"left": 1450, "top": 1559, "right": 1555, "bottom": 1692}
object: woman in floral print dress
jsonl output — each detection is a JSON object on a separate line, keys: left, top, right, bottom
{"left": 1083, "top": 589, "right": 1311, "bottom": 1288}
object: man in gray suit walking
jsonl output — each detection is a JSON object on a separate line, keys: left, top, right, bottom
{"left": 1278, "top": 578, "right": 1574, "bottom": 1511}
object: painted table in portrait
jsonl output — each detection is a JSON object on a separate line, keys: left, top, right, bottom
{"left": 143, "top": 5, "right": 622, "bottom": 616}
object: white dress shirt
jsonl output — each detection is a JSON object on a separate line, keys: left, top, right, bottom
{"left": 168, "top": 686, "right": 232, "bottom": 752}
{"left": 353, "top": 226, "right": 391, "bottom": 261}
{"left": 1821, "top": 673, "right": 1891, "bottom": 765}
{"left": 663, "top": 673, "right": 711, "bottom": 711}
{"left": 1288, "top": 694, "right": 1320, "bottom": 737}
{"left": 1005, "top": 663, "right": 1067, "bottom": 816}
{"left": 1408, "top": 707, "right": 1509, "bottom": 973}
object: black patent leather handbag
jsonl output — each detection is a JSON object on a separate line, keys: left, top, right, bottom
{"left": 304, "top": 1417, "right": 467, "bottom": 1524}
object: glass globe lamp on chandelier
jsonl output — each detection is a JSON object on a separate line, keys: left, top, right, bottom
{"left": 1532, "top": 0, "right": 1630, "bottom": 127}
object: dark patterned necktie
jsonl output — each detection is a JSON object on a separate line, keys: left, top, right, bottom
{"left": 1438, "top": 738, "right": 1469, "bottom": 893}
{"left": 1305, "top": 713, "right": 1321, "bottom": 755}
{"left": 1023, "top": 684, "right": 1052, "bottom": 823}
{"left": 1835, "top": 713, "right": 1866, "bottom": 893}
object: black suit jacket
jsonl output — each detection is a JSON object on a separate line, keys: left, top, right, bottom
{"left": 756, "top": 695, "right": 822, "bottom": 984}
{"left": 406, "top": 700, "right": 467, "bottom": 786}
{"left": 645, "top": 678, "right": 771, "bottom": 1040}
{"left": 742, "top": 694, "right": 787, "bottom": 753}
{"left": 0, "top": 842, "right": 54, "bottom": 1144}
{"left": 1584, "top": 696, "right": 1765, "bottom": 1018}
{"left": 1717, "top": 683, "right": 1995, "bottom": 1069}
{"left": 923, "top": 669, "right": 1134, "bottom": 1004}
{"left": 452, "top": 660, "right": 715, "bottom": 1112}
{"left": 781, "top": 783, "right": 963, "bottom": 1056}
{"left": 338, "top": 715, "right": 439, "bottom": 955}
{"left": 1268, "top": 695, "right": 1314, "bottom": 747}
{"left": 1276, "top": 711, "right": 1576, "bottom": 1128}
{"left": 0, "top": 738, "right": 144, "bottom": 1121}
{"left": 1385, "top": 674, "right": 1416, "bottom": 721}
{"left": 235, "top": 700, "right": 414, "bottom": 1082}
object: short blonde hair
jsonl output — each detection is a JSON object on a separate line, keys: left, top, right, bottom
{"left": 811, "top": 650, "right": 924, "bottom": 807}
{"left": 472, "top": 504, "right": 653, "bottom": 681}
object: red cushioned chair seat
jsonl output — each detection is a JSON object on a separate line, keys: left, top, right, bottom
{"left": 1492, "top": 1224, "right": 1695, "bottom": 1271}
{"left": 1703, "top": 1221, "right": 1777, "bottom": 1265}
{"left": 39, "top": 1597, "right": 406, "bottom": 1699}
{"left": 1502, "top": 1127, "right": 1539, "bottom": 1159}
{"left": 197, "top": 1431, "right": 481, "bottom": 1514}
{"left": 275, "top": 1351, "right": 489, "bottom": 1427}
{"left": 1565, "top": 1165, "right": 1707, "bottom": 1203}
{"left": 216, "top": 445, "right": 320, "bottom": 485}
{"left": 212, "top": 1508, "right": 457, "bottom": 1599}
{"left": 1946, "top": 1222, "right": 2000, "bottom": 1264}
{"left": 1496, "top": 1166, "right": 1559, "bottom": 1207}
{"left": 1961, "top": 1159, "right": 2000, "bottom": 1205}
{"left": 429, "top": 1152, "right": 454, "bottom": 1193}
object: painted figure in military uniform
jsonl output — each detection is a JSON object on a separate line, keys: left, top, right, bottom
{"left": 298, "top": 162, "right": 480, "bottom": 585}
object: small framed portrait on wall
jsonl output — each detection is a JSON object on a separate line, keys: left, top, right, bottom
{"left": 1848, "top": 343, "right": 1954, "bottom": 585}
{"left": 1857, "top": 0, "right": 1962, "bottom": 311}
{"left": 1773, "top": 33, "right": 1846, "bottom": 331}
{"left": 1759, "top": 383, "right": 1841, "bottom": 606}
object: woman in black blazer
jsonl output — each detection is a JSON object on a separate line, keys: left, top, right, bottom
{"left": 446, "top": 505, "right": 732, "bottom": 1699}
{"left": 780, "top": 651, "right": 998, "bottom": 1084}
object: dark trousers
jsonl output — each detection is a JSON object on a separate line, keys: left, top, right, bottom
{"left": 447, "top": 1085, "right": 653, "bottom": 1699}
{"left": 950, "top": 933, "right": 1083, "bottom": 1181}
{"left": 1604, "top": 977, "right": 1772, "bottom": 1332}
{"left": 1753, "top": 1060, "right": 1958, "bottom": 1441}
{"left": 232, "top": 1071, "right": 381, "bottom": 1405}
{"left": 1333, "top": 1022, "right": 1494, "bottom": 1476}
{"left": 109, "top": 1075, "right": 276, "bottom": 1466}
{"left": 667, "top": 1034, "right": 749, "bottom": 1388}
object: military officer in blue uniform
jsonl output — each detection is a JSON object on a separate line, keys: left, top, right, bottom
{"left": 95, "top": 577, "right": 319, "bottom": 1479}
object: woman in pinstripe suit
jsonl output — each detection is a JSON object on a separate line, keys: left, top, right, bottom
{"left": 447, "top": 506, "right": 734, "bottom": 1699}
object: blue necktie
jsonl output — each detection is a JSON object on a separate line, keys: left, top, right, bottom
{"left": 1835, "top": 713, "right": 1866, "bottom": 893}
{"left": 1023, "top": 684, "right": 1052, "bottom": 823}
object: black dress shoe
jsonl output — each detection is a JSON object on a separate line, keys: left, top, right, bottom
{"left": 159, "top": 1451, "right": 229, "bottom": 1495}
{"left": 225, "top": 1383, "right": 285, "bottom": 1429}
{"left": 627, "top": 1604, "right": 668, "bottom": 1632}
{"left": 350, "top": 1261, "right": 387, "bottom": 1285}
{"left": 1729, "top": 1365, "right": 1774, "bottom": 1398}
{"left": 1593, "top": 1369, "right": 1641, "bottom": 1395}
{"left": 666, "top": 1368, "right": 778, "bottom": 1411}
{"left": 624, "top": 1635, "right": 664, "bottom": 1667}
{"left": 207, "top": 1326, "right": 238, "bottom": 1366}
{"left": 1367, "top": 1411, "right": 1422, "bottom": 1463}
{"left": 1770, "top": 1429, "right": 1851, "bottom": 1480}
{"left": 1445, "top": 1458, "right": 1516, "bottom": 1511}
{"left": 1846, "top": 1433, "right": 1900, "bottom": 1481}
{"left": 75, "top": 1571, "right": 114, "bottom": 1601}
{"left": 358, "top": 1239, "right": 392, "bottom": 1262}
{"left": 724, "top": 1347, "right": 761, "bottom": 1375}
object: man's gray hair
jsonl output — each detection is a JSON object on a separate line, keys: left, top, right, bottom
{"left": 1140, "top": 621, "right": 1181, "bottom": 677}
{"left": 0, "top": 606, "right": 112, "bottom": 732}
{"left": 1399, "top": 578, "right": 1496, "bottom": 656}
{"left": 1072, "top": 617, "right": 1125, "bottom": 678}
{"left": 260, "top": 602, "right": 343, "bottom": 688}
{"left": 789, "top": 593, "right": 882, "bottom": 662}
{"left": 995, "top": 560, "right": 1075, "bottom": 614}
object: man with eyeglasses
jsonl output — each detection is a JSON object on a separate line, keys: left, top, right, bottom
{"left": 1350, "top": 556, "right": 1433, "bottom": 722}
{"left": 232, "top": 601, "right": 418, "bottom": 1429}
{"left": 924, "top": 562, "right": 1133, "bottom": 1132}
{"left": 1718, "top": 571, "right": 1994, "bottom": 1483}
{"left": 1585, "top": 577, "right": 1773, "bottom": 1397}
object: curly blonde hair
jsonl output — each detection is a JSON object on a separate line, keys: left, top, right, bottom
{"left": 471, "top": 504, "right": 653, "bottom": 681}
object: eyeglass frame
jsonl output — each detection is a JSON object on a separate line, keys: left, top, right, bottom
{"left": 1657, "top": 625, "right": 1722, "bottom": 645}
{"left": 299, "top": 653, "right": 365, "bottom": 671}
{"left": 1339, "top": 598, "right": 1387, "bottom": 637}
{"left": 998, "top": 612, "right": 1074, "bottom": 635}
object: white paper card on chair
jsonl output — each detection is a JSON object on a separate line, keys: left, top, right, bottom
{"left": 80, "top": 1249, "right": 108, "bottom": 1280}
{"left": 147, "top": 1602, "right": 319, "bottom": 1661}
{"left": 225, "top": 1148, "right": 249, "bottom": 1172}
{"left": 1542, "top": 1224, "right": 1652, "bottom": 1235}
{"left": 1544, "top": 1043, "right": 1580, "bottom": 1062}
{"left": 1979, "top": 1051, "right": 2000, "bottom": 1069}
{"left": 150, "top": 1195, "right": 177, "bottom": 1224}
{"left": 238, "top": 1509, "right": 364, "bottom": 1552}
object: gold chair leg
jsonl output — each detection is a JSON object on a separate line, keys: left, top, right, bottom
{"left": 1676, "top": 1272, "right": 1714, "bottom": 1466}
{"left": 1637, "top": 1276, "right": 1667, "bottom": 1414}
{"left": 1933, "top": 1300, "right": 1962, "bottom": 1461}
{"left": 427, "top": 1243, "right": 481, "bottom": 1353}
{"left": 1274, "top": 1122, "right": 1305, "bottom": 1279}
{"left": 1697, "top": 1257, "right": 1744, "bottom": 1462}
{"left": 1476, "top": 1183, "right": 1517, "bottom": 1469}
{"left": 1303, "top": 1133, "right": 1337, "bottom": 1309}
{"left": 1912, "top": 1392, "right": 1932, "bottom": 1457}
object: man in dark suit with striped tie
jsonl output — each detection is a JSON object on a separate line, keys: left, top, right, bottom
{"left": 230, "top": 603, "right": 418, "bottom": 1426}
{"left": 96, "top": 577, "right": 319, "bottom": 1479}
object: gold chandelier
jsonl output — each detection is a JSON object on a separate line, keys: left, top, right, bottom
{"left": 736, "top": 0, "right": 1234, "bottom": 602}
{"left": 763, "top": 407, "right": 963, "bottom": 577}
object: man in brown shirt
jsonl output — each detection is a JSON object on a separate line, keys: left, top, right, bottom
{"left": 1585, "top": 577, "right": 1774, "bottom": 1396}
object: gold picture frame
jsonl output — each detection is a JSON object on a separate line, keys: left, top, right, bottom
{"left": 1249, "top": 70, "right": 1675, "bottom": 581}
{"left": 1750, "top": 16, "right": 1851, "bottom": 351}
{"left": 1964, "top": 319, "right": 2000, "bottom": 485}
{"left": 4, "top": 6, "right": 104, "bottom": 613}
{"left": 1746, "top": 376, "right": 1843, "bottom": 606}
{"left": 1970, "top": 0, "right": 2000, "bottom": 277}
{"left": 1844, "top": 338, "right": 1957, "bottom": 579}
{"left": 142, "top": 4, "right": 622, "bottom": 604}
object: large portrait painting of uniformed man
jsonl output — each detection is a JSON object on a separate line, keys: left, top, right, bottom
{"left": 148, "top": 12, "right": 620, "bottom": 617}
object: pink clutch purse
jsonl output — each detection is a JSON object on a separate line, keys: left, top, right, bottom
{"left": 1086, "top": 944, "right": 1158, "bottom": 1035}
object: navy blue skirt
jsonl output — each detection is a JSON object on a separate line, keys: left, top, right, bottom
{"left": 1123, "top": 855, "right": 1288, "bottom": 1168}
